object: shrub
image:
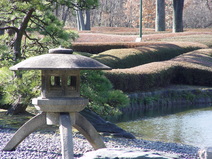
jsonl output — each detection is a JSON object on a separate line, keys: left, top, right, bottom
{"left": 105, "top": 49, "right": 212, "bottom": 92}
{"left": 106, "top": 61, "right": 176, "bottom": 92}
{"left": 72, "top": 42, "right": 157, "bottom": 54}
{"left": 0, "top": 68, "right": 41, "bottom": 114}
{"left": 80, "top": 70, "right": 129, "bottom": 117}
{"left": 72, "top": 41, "right": 207, "bottom": 54}
{"left": 92, "top": 42, "right": 207, "bottom": 69}
{"left": 172, "top": 66, "right": 212, "bottom": 86}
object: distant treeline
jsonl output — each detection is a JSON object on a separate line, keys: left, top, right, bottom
{"left": 56, "top": 0, "right": 212, "bottom": 29}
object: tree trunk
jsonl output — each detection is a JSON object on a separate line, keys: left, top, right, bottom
{"left": 13, "top": 8, "right": 34, "bottom": 61}
{"left": 7, "top": 8, "right": 34, "bottom": 115}
{"left": 85, "top": 10, "right": 91, "bottom": 30}
{"left": 76, "top": 10, "right": 81, "bottom": 30}
{"left": 155, "top": 0, "right": 165, "bottom": 31}
{"left": 54, "top": 3, "right": 60, "bottom": 17}
{"left": 62, "top": 6, "right": 69, "bottom": 24}
{"left": 13, "top": 32, "right": 22, "bottom": 60}
{"left": 173, "top": 0, "right": 184, "bottom": 32}
{"left": 76, "top": 10, "right": 85, "bottom": 30}
{"left": 76, "top": 10, "right": 91, "bottom": 31}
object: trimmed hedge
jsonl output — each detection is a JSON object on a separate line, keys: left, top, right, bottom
{"left": 72, "top": 42, "right": 207, "bottom": 54}
{"left": 106, "top": 62, "right": 176, "bottom": 92}
{"left": 105, "top": 49, "right": 212, "bottom": 92}
{"left": 92, "top": 42, "right": 208, "bottom": 69}
{"left": 172, "top": 66, "right": 212, "bottom": 86}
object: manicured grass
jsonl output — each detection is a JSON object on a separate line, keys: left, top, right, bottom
{"left": 155, "top": 34, "right": 212, "bottom": 48}
{"left": 0, "top": 109, "right": 33, "bottom": 129}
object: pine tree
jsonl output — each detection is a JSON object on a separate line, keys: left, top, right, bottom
{"left": 0, "top": 0, "right": 97, "bottom": 114}
{"left": 0, "top": 0, "right": 98, "bottom": 61}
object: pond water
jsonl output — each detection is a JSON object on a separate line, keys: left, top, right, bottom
{"left": 116, "top": 106, "right": 212, "bottom": 148}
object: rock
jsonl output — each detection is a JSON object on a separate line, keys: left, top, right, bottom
{"left": 199, "top": 147, "right": 212, "bottom": 159}
{"left": 80, "top": 109, "right": 135, "bottom": 139}
{"left": 80, "top": 148, "right": 180, "bottom": 159}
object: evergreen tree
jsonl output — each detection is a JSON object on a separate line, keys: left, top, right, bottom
{"left": 0, "top": 0, "right": 103, "bottom": 114}
{"left": 0, "top": 0, "right": 98, "bottom": 61}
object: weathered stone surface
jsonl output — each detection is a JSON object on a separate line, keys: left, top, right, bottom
{"left": 3, "top": 112, "right": 47, "bottom": 151}
{"left": 80, "top": 148, "right": 180, "bottom": 159}
{"left": 10, "top": 53, "right": 111, "bottom": 70}
{"left": 73, "top": 113, "right": 106, "bottom": 150}
{"left": 80, "top": 109, "right": 135, "bottom": 139}
{"left": 208, "top": 147, "right": 212, "bottom": 158}
{"left": 32, "top": 97, "right": 88, "bottom": 112}
{"left": 199, "top": 147, "right": 212, "bottom": 159}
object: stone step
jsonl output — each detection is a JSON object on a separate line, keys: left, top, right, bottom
{"left": 80, "top": 148, "right": 180, "bottom": 159}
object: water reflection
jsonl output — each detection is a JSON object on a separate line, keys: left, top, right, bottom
{"left": 117, "top": 107, "right": 212, "bottom": 147}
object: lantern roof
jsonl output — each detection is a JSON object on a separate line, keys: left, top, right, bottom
{"left": 10, "top": 48, "right": 111, "bottom": 71}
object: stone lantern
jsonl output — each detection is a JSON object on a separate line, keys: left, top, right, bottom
{"left": 3, "top": 48, "right": 111, "bottom": 159}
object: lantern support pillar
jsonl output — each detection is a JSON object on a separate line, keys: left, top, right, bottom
{"left": 3, "top": 112, "right": 106, "bottom": 158}
{"left": 74, "top": 113, "right": 106, "bottom": 150}
{"left": 3, "top": 112, "right": 47, "bottom": 151}
{"left": 59, "top": 113, "right": 74, "bottom": 159}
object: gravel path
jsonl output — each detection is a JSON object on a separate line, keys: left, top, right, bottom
{"left": 0, "top": 128, "right": 200, "bottom": 159}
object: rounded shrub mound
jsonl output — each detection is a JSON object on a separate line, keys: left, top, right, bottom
{"left": 106, "top": 61, "right": 176, "bottom": 92}
{"left": 72, "top": 42, "right": 207, "bottom": 54}
{"left": 105, "top": 49, "right": 212, "bottom": 92}
{"left": 92, "top": 42, "right": 208, "bottom": 69}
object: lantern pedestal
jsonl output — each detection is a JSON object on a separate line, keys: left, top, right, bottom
{"left": 32, "top": 97, "right": 89, "bottom": 113}
{"left": 3, "top": 111, "right": 106, "bottom": 159}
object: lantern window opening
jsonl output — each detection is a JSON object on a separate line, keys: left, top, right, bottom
{"left": 67, "top": 76, "right": 77, "bottom": 90}
{"left": 50, "top": 76, "right": 62, "bottom": 87}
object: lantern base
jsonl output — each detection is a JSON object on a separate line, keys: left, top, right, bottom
{"left": 3, "top": 112, "right": 106, "bottom": 159}
{"left": 32, "top": 97, "right": 88, "bottom": 112}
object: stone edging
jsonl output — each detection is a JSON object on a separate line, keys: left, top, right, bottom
{"left": 122, "top": 87, "right": 212, "bottom": 114}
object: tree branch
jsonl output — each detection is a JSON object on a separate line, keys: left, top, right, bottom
{"left": 0, "top": 17, "right": 22, "bottom": 25}
{"left": 19, "top": 8, "right": 35, "bottom": 32}
{"left": 30, "top": 18, "right": 58, "bottom": 42}
{"left": 24, "top": 31, "right": 46, "bottom": 49}
{"left": 0, "top": 26, "right": 19, "bottom": 32}
{"left": 31, "top": 15, "right": 48, "bottom": 26}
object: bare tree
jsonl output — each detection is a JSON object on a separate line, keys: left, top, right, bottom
{"left": 74, "top": 0, "right": 98, "bottom": 30}
{"left": 173, "top": 0, "right": 184, "bottom": 32}
{"left": 53, "top": 0, "right": 97, "bottom": 30}
{"left": 76, "top": 9, "right": 91, "bottom": 30}
{"left": 155, "top": 0, "right": 165, "bottom": 31}
{"left": 62, "top": 0, "right": 210, "bottom": 30}
{"left": 183, "top": 0, "right": 212, "bottom": 28}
